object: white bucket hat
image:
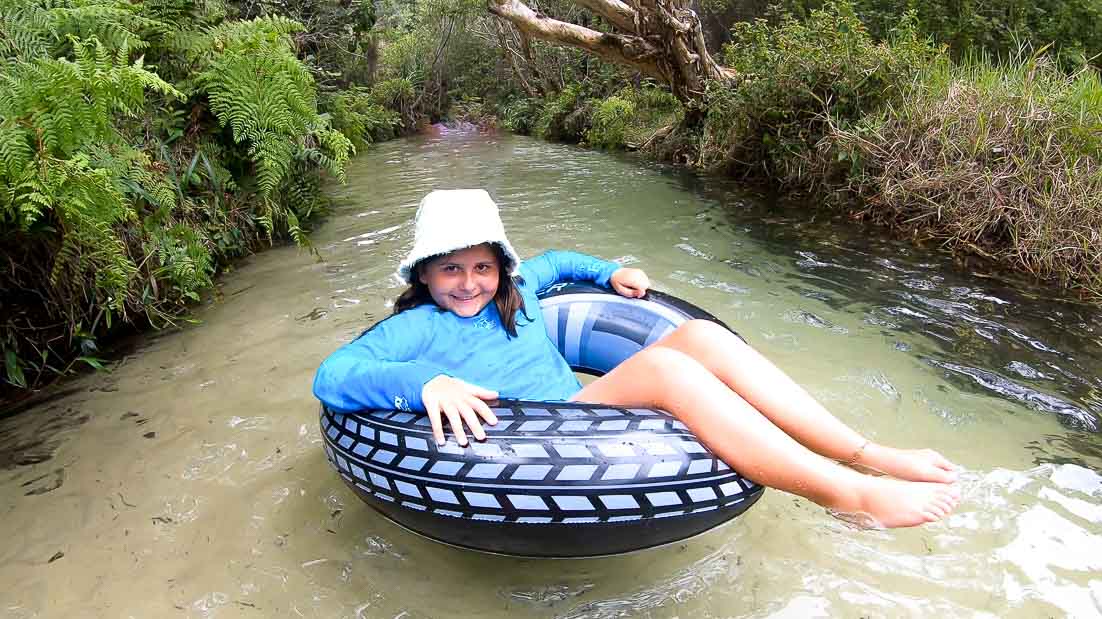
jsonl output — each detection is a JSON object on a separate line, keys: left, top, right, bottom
{"left": 397, "top": 189, "right": 521, "bottom": 283}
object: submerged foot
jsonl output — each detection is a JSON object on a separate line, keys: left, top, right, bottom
{"left": 849, "top": 443, "right": 958, "bottom": 483}
{"left": 827, "top": 474, "right": 961, "bottom": 529}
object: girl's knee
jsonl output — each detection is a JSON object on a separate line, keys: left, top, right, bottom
{"left": 675, "top": 319, "right": 746, "bottom": 348}
{"left": 632, "top": 346, "right": 709, "bottom": 391}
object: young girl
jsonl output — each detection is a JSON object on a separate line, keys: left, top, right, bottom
{"left": 314, "top": 189, "right": 960, "bottom": 529}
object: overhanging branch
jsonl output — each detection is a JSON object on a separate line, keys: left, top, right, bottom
{"left": 486, "top": 0, "right": 737, "bottom": 103}
{"left": 573, "top": 0, "right": 638, "bottom": 33}
{"left": 488, "top": 0, "right": 668, "bottom": 82}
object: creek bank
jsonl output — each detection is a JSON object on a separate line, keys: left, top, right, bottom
{"left": 487, "top": 4, "right": 1102, "bottom": 303}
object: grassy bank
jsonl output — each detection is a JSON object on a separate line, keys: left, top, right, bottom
{"left": 494, "top": 3, "right": 1102, "bottom": 300}
{"left": 832, "top": 54, "right": 1102, "bottom": 293}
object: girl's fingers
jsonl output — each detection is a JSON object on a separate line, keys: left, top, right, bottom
{"left": 424, "top": 380, "right": 500, "bottom": 447}
{"left": 441, "top": 401, "right": 468, "bottom": 446}
{"left": 471, "top": 397, "right": 498, "bottom": 426}
{"left": 426, "top": 404, "right": 445, "bottom": 446}
{"left": 457, "top": 403, "right": 486, "bottom": 441}
{"left": 474, "top": 386, "right": 499, "bottom": 400}
{"left": 457, "top": 379, "right": 498, "bottom": 401}
{"left": 614, "top": 280, "right": 646, "bottom": 298}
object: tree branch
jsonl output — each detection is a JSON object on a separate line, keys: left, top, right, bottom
{"left": 487, "top": 0, "right": 667, "bottom": 82}
{"left": 573, "top": 0, "right": 637, "bottom": 33}
{"left": 494, "top": 18, "right": 540, "bottom": 97}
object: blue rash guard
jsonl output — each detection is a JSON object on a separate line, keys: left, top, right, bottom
{"left": 312, "top": 250, "right": 621, "bottom": 412}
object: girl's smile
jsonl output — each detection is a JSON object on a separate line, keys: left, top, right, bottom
{"left": 419, "top": 244, "right": 501, "bottom": 317}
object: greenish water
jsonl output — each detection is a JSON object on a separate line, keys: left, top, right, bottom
{"left": 1, "top": 131, "right": 1099, "bottom": 618}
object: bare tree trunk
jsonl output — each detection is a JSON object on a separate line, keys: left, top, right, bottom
{"left": 518, "top": 29, "right": 560, "bottom": 95}
{"left": 486, "top": 0, "right": 736, "bottom": 104}
{"left": 412, "top": 16, "right": 457, "bottom": 118}
{"left": 494, "top": 19, "right": 542, "bottom": 97}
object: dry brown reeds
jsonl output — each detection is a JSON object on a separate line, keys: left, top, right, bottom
{"left": 828, "top": 54, "right": 1102, "bottom": 297}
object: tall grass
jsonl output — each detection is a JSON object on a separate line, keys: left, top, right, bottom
{"left": 830, "top": 50, "right": 1102, "bottom": 295}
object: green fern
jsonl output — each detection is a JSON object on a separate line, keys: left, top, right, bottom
{"left": 197, "top": 17, "right": 351, "bottom": 242}
{"left": 1, "top": 35, "right": 181, "bottom": 316}
{"left": 325, "top": 88, "right": 401, "bottom": 147}
{"left": 0, "top": 0, "right": 167, "bottom": 61}
{"left": 199, "top": 18, "right": 315, "bottom": 200}
{"left": 0, "top": 0, "right": 55, "bottom": 60}
{"left": 0, "top": 37, "right": 180, "bottom": 162}
{"left": 50, "top": 1, "right": 164, "bottom": 55}
{"left": 2, "top": 2, "right": 371, "bottom": 393}
{"left": 144, "top": 221, "right": 215, "bottom": 303}
{"left": 16, "top": 155, "right": 138, "bottom": 310}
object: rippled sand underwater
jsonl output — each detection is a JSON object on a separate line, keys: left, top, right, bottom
{"left": 2, "top": 133, "right": 1100, "bottom": 618}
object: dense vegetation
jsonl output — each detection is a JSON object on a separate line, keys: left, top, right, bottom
{"left": 4, "top": 0, "right": 1100, "bottom": 398}
{"left": 0, "top": 0, "right": 402, "bottom": 396}
{"left": 459, "top": 1, "right": 1102, "bottom": 298}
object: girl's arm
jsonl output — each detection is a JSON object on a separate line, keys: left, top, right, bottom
{"left": 312, "top": 314, "right": 447, "bottom": 412}
{"left": 521, "top": 250, "right": 622, "bottom": 292}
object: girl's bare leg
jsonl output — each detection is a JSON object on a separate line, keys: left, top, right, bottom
{"left": 571, "top": 347, "right": 959, "bottom": 528}
{"left": 649, "top": 321, "right": 957, "bottom": 483}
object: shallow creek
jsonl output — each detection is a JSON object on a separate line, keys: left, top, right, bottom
{"left": 2, "top": 132, "right": 1101, "bottom": 618}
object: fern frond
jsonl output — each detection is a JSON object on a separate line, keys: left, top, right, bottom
{"left": 50, "top": 1, "right": 166, "bottom": 56}
{"left": 248, "top": 131, "right": 293, "bottom": 197}
{"left": 3, "top": 36, "right": 181, "bottom": 161}
{"left": 197, "top": 16, "right": 345, "bottom": 211}
{"left": 34, "top": 156, "right": 137, "bottom": 310}
{"left": 0, "top": 122, "right": 34, "bottom": 181}
{"left": 0, "top": 1, "right": 57, "bottom": 60}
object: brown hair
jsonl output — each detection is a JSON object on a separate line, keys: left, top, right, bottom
{"left": 393, "top": 243, "right": 530, "bottom": 337}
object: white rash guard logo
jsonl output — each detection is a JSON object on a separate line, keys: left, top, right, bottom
{"left": 393, "top": 396, "right": 410, "bottom": 411}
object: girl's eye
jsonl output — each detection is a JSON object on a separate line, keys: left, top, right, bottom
{"left": 476, "top": 264, "right": 491, "bottom": 272}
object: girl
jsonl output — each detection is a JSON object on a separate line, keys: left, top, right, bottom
{"left": 314, "top": 189, "right": 960, "bottom": 529}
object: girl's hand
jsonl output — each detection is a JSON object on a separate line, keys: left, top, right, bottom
{"left": 421, "top": 375, "right": 499, "bottom": 447}
{"left": 610, "top": 267, "right": 650, "bottom": 298}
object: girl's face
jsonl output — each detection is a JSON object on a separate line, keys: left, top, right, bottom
{"left": 419, "top": 243, "right": 500, "bottom": 317}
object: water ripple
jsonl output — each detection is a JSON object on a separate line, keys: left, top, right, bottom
{"left": 929, "top": 360, "right": 1099, "bottom": 431}
{"left": 781, "top": 309, "right": 849, "bottom": 334}
{"left": 556, "top": 549, "right": 736, "bottom": 619}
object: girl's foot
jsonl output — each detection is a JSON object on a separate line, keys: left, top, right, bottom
{"left": 849, "top": 443, "right": 958, "bottom": 483}
{"left": 827, "top": 474, "right": 961, "bottom": 529}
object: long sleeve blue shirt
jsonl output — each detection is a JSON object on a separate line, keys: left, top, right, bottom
{"left": 312, "top": 251, "right": 621, "bottom": 412}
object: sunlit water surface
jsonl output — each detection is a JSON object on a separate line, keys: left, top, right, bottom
{"left": 2, "top": 132, "right": 1101, "bottom": 618}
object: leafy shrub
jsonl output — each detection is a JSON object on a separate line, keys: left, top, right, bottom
{"left": 196, "top": 16, "right": 353, "bottom": 243}
{"left": 847, "top": 0, "right": 1102, "bottom": 71}
{"left": 586, "top": 96, "right": 636, "bottom": 149}
{"left": 535, "top": 84, "right": 585, "bottom": 140}
{"left": 370, "top": 78, "right": 417, "bottom": 127}
{"left": 1, "top": 37, "right": 181, "bottom": 311}
{"left": 701, "top": 1, "right": 935, "bottom": 182}
{"left": 326, "top": 88, "right": 401, "bottom": 148}
{"left": 1, "top": 2, "right": 369, "bottom": 394}
{"left": 500, "top": 97, "right": 542, "bottom": 134}
{"left": 734, "top": 0, "right": 1102, "bottom": 70}
{"left": 448, "top": 97, "right": 497, "bottom": 127}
